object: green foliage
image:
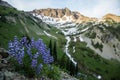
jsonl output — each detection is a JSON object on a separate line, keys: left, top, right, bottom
{"left": 75, "top": 63, "right": 78, "bottom": 75}
{"left": 10, "top": 58, "right": 61, "bottom": 79}
{"left": 69, "top": 39, "right": 120, "bottom": 80}
{"left": 0, "top": 5, "right": 65, "bottom": 80}
{"left": 0, "top": 6, "right": 19, "bottom": 16}
{"left": 49, "top": 39, "right": 53, "bottom": 56}
{"left": 69, "top": 61, "right": 76, "bottom": 76}
{"left": 91, "top": 41, "right": 103, "bottom": 52}
{"left": 41, "top": 65, "right": 61, "bottom": 80}
{"left": 66, "top": 57, "right": 70, "bottom": 72}
{"left": 85, "top": 31, "right": 96, "bottom": 39}
{"left": 53, "top": 41, "right": 57, "bottom": 61}
{"left": 59, "top": 54, "right": 67, "bottom": 69}
{"left": 105, "top": 23, "right": 120, "bottom": 41}
{"left": 8, "top": 36, "right": 61, "bottom": 79}
{"left": 10, "top": 54, "right": 35, "bottom": 77}
{"left": 49, "top": 40, "right": 58, "bottom": 63}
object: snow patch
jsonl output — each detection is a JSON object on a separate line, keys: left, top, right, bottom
{"left": 44, "top": 31, "right": 57, "bottom": 39}
{"left": 60, "top": 23, "right": 76, "bottom": 27}
{"left": 79, "top": 35, "right": 84, "bottom": 42}
{"left": 61, "top": 27, "right": 78, "bottom": 36}
{"left": 65, "top": 36, "right": 77, "bottom": 65}
{"left": 33, "top": 14, "right": 58, "bottom": 25}
{"left": 73, "top": 46, "right": 75, "bottom": 53}
{"left": 67, "top": 27, "right": 77, "bottom": 35}
{"left": 80, "top": 27, "right": 89, "bottom": 32}
{"left": 97, "top": 75, "right": 102, "bottom": 79}
{"left": 74, "top": 36, "right": 77, "bottom": 42}
{"left": 32, "top": 13, "right": 76, "bottom": 28}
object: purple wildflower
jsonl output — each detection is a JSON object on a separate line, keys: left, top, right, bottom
{"left": 31, "top": 59, "right": 38, "bottom": 68}
{"left": 8, "top": 36, "right": 54, "bottom": 75}
{"left": 36, "top": 64, "right": 43, "bottom": 74}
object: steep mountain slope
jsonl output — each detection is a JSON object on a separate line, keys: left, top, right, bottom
{"left": 0, "top": 1, "right": 120, "bottom": 80}
{"left": 0, "top": 0, "right": 13, "bottom": 8}
{"left": 32, "top": 8, "right": 97, "bottom": 23}
{"left": 31, "top": 8, "right": 120, "bottom": 80}
{"left": 32, "top": 8, "right": 120, "bottom": 24}
{"left": 32, "top": 8, "right": 120, "bottom": 61}
{"left": 0, "top": 1, "right": 67, "bottom": 64}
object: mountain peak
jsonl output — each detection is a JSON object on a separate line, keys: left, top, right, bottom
{"left": 32, "top": 8, "right": 120, "bottom": 23}
{"left": 64, "top": 7, "right": 70, "bottom": 10}
{"left": 103, "top": 13, "right": 120, "bottom": 22}
{"left": 32, "top": 8, "right": 96, "bottom": 23}
{"left": 104, "top": 13, "right": 118, "bottom": 17}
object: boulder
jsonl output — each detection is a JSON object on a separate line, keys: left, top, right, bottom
{"left": 0, "top": 71, "right": 4, "bottom": 80}
{"left": 0, "top": 48, "right": 9, "bottom": 58}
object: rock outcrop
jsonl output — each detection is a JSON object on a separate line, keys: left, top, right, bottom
{"left": 32, "top": 8, "right": 96, "bottom": 23}
{"left": 103, "top": 13, "right": 120, "bottom": 22}
{"left": 32, "top": 8, "right": 120, "bottom": 23}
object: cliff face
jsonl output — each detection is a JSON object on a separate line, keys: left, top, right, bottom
{"left": 32, "top": 7, "right": 96, "bottom": 23}
{"left": 32, "top": 8, "right": 120, "bottom": 23}
{"left": 103, "top": 13, "right": 120, "bottom": 22}
{"left": 33, "top": 8, "right": 72, "bottom": 18}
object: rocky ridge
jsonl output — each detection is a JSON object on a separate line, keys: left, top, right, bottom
{"left": 32, "top": 8, "right": 97, "bottom": 23}
{"left": 0, "top": 0, "right": 13, "bottom": 8}
{"left": 103, "top": 13, "right": 120, "bottom": 22}
{"left": 32, "top": 8, "right": 120, "bottom": 23}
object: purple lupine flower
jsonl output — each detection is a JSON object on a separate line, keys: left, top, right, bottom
{"left": 26, "top": 46, "right": 33, "bottom": 58}
{"left": 31, "top": 38, "right": 35, "bottom": 47}
{"left": 16, "top": 56, "right": 23, "bottom": 64}
{"left": 20, "top": 47, "right": 24, "bottom": 58}
{"left": 33, "top": 52, "right": 39, "bottom": 59}
{"left": 8, "top": 36, "right": 25, "bottom": 65}
{"left": 42, "top": 49, "right": 54, "bottom": 64}
{"left": 36, "top": 64, "right": 43, "bottom": 74}
{"left": 8, "top": 41, "right": 15, "bottom": 56}
{"left": 20, "top": 37, "right": 27, "bottom": 45}
{"left": 31, "top": 59, "right": 37, "bottom": 68}
{"left": 49, "top": 56, "right": 54, "bottom": 63}
{"left": 15, "top": 47, "right": 24, "bottom": 64}
{"left": 13, "top": 36, "right": 18, "bottom": 45}
{"left": 8, "top": 36, "right": 54, "bottom": 75}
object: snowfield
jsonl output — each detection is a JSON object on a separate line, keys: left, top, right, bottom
{"left": 44, "top": 31, "right": 57, "bottom": 39}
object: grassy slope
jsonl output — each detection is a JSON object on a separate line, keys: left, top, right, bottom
{"left": 69, "top": 35, "right": 120, "bottom": 80}
{"left": 1, "top": 6, "right": 120, "bottom": 80}
{"left": 0, "top": 6, "right": 66, "bottom": 62}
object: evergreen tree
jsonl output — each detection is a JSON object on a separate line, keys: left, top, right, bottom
{"left": 60, "top": 54, "right": 66, "bottom": 69}
{"left": 66, "top": 57, "right": 70, "bottom": 72}
{"left": 53, "top": 41, "right": 57, "bottom": 61}
{"left": 49, "top": 39, "right": 52, "bottom": 56}
{"left": 70, "top": 61, "right": 74, "bottom": 76}
{"left": 73, "top": 63, "right": 76, "bottom": 76}
{"left": 69, "top": 61, "right": 77, "bottom": 76}
{"left": 75, "top": 63, "right": 78, "bottom": 76}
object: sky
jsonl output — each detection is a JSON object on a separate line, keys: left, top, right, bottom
{"left": 3, "top": 0, "right": 120, "bottom": 18}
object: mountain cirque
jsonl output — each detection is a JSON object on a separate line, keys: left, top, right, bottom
{"left": 32, "top": 7, "right": 96, "bottom": 23}
{"left": 32, "top": 7, "right": 120, "bottom": 23}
